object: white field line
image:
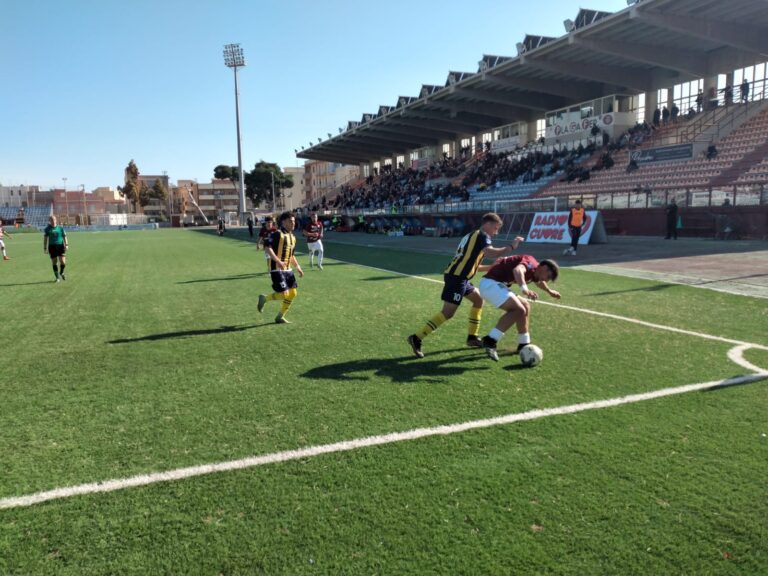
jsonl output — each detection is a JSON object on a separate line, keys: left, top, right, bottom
{"left": 2, "top": 257, "right": 766, "bottom": 511}
{"left": 1, "top": 372, "right": 765, "bottom": 511}
{"left": 331, "top": 257, "right": 768, "bottom": 351}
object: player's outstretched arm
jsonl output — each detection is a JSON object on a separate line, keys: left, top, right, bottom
{"left": 483, "top": 244, "right": 513, "bottom": 259}
{"left": 536, "top": 281, "right": 561, "bottom": 299}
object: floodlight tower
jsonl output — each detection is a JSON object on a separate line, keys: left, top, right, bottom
{"left": 223, "top": 43, "right": 247, "bottom": 224}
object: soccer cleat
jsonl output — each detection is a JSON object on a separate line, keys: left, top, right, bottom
{"left": 55, "top": 277, "right": 61, "bottom": 283}
{"left": 407, "top": 334, "right": 424, "bottom": 358}
{"left": 257, "top": 294, "right": 267, "bottom": 313}
{"left": 317, "top": 264, "right": 323, "bottom": 270}
{"left": 60, "top": 273, "right": 66, "bottom": 280}
{"left": 511, "top": 343, "right": 528, "bottom": 355}
{"left": 2, "top": 256, "right": 9, "bottom": 261}
{"left": 482, "top": 336, "right": 499, "bottom": 362}
{"left": 466, "top": 335, "right": 483, "bottom": 348}
{"left": 275, "top": 313, "right": 291, "bottom": 324}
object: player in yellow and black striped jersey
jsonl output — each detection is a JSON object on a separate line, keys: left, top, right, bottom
{"left": 257, "top": 211, "right": 304, "bottom": 324}
{"left": 407, "top": 212, "right": 523, "bottom": 358}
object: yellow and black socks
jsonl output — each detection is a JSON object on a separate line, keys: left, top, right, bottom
{"left": 280, "top": 288, "right": 298, "bottom": 316}
{"left": 468, "top": 306, "right": 482, "bottom": 337}
{"left": 415, "top": 312, "right": 447, "bottom": 340}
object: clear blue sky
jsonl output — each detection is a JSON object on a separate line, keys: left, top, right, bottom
{"left": 0, "top": 0, "right": 627, "bottom": 191}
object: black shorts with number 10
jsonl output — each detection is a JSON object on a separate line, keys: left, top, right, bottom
{"left": 440, "top": 274, "right": 476, "bottom": 304}
{"left": 270, "top": 270, "right": 298, "bottom": 293}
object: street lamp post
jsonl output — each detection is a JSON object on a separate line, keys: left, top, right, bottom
{"left": 62, "top": 178, "right": 68, "bottom": 224}
{"left": 223, "top": 43, "right": 247, "bottom": 226}
{"left": 80, "top": 184, "right": 86, "bottom": 225}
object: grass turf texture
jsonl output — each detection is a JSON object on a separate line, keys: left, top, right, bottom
{"left": 1, "top": 229, "right": 766, "bottom": 575}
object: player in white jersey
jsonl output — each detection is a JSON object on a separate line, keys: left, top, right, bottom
{"left": 0, "top": 223, "right": 12, "bottom": 261}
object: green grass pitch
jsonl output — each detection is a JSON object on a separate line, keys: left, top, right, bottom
{"left": 0, "top": 228, "right": 766, "bottom": 575}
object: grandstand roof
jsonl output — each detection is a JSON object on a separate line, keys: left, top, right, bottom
{"left": 297, "top": 0, "right": 768, "bottom": 165}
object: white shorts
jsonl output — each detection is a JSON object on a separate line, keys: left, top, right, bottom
{"left": 307, "top": 240, "right": 323, "bottom": 252}
{"left": 479, "top": 277, "right": 516, "bottom": 309}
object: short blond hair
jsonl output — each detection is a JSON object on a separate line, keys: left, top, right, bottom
{"left": 481, "top": 212, "right": 502, "bottom": 225}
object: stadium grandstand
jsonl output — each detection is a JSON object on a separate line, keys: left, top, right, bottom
{"left": 297, "top": 0, "right": 768, "bottom": 239}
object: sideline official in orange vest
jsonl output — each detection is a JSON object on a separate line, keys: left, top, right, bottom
{"left": 564, "top": 200, "right": 585, "bottom": 256}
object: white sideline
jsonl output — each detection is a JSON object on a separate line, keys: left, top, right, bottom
{"left": 1, "top": 258, "right": 766, "bottom": 511}
{"left": 331, "top": 258, "right": 768, "bottom": 351}
{"left": 1, "top": 373, "right": 765, "bottom": 510}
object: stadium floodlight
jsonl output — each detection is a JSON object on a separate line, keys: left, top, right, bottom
{"left": 222, "top": 43, "right": 247, "bottom": 225}
{"left": 327, "top": 133, "right": 332, "bottom": 139}
{"left": 563, "top": 19, "right": 575, "bottom": 32}
{"left": 516, "top": 42, "right": 526, "bottom": 56}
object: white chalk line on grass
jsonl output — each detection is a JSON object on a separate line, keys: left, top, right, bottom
{"left": 1, "top": 372, "right": 765, "bottom": 511}
{"left": 331, "top": 257, "right": 768, "bottom": 351}
{"left": 2, "top": 258, "right": 766, "bottom": 511}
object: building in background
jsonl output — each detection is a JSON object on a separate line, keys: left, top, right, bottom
{"left": 282, "top": 167, "right": 304, "bottom": 211}
{"left": 303, "top": 161, "right": 359, "bottom": 206}
{"left": 0, "top": 185, "right": 40, "bottom": 208}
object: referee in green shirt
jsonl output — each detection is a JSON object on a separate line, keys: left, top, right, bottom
{"left": 43, "top": 215, "right": 69, "bottom": 282}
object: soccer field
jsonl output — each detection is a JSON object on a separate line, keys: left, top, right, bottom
{"left": 1, "top": 228, "right": 766, "bottom": 575}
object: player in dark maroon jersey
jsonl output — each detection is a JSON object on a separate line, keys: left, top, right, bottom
{"left": 302, "top": 212, "right": 325, "bottom": 270}
{"left": 477, "top": 254, "right": 560, "bottom": 361}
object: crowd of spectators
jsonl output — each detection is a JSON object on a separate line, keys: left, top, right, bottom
{"left": 312, "top": 154, "right": 473, "bottom": 212}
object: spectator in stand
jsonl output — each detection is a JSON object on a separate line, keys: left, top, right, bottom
{"left": 671, "top": 103, "right": 679, "bottom": 123}
{"left": 706, "top": 144, "right": 718, "bottom": 161}
{"left": 741, "top": 78, "right": 750, "bottom": 103}
{"left": 662, "top": 106, "right": 670, "bottom": 125}
{"left": 721, "top": 84, "right": 733, "bottom": 106}
{"left": 696, "top": 90, "right": 704, "bottom": 112}
{"left": 652, "top": 107, "right": 661, "bottom": 128}
{"left": 665, "top": 199, "right": 678, "bottom": 240}
{"left": 626, "top": 158, "right": 639, "bottom": 173}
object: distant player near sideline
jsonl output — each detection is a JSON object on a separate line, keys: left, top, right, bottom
{"left": 0, "top": 222, "right": 12, "bottom": 260}
{"left": 257, "top": 211, "right": 304, "bottom": 324}
{"left": 478, "top": 255, "right": 560, "bottom": 361}
{"left": 302, "top": 212, "right": 325, "bottom": 270}
{"left": 407, "top": 212, "right": 523, "bottom": 358}
{"left": 43, "top": 215, "right": 69, "bottom": 282}
{"left": 563, "top": 199, "right": 585, "bottom": 256}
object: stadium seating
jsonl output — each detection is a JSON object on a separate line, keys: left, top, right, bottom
{"left": 540, "top": 106, "right": 768, "bottom": 198}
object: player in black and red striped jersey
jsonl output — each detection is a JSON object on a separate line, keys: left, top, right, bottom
{"left": 302, "top": 212, "right": 325, "bottom": 270}
{"left": 477, "top": 254, "right": 560, "bottom": 361}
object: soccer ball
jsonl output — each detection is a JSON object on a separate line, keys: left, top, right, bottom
{"left": 520, "top": 344, "right": 543, "bottom": 367}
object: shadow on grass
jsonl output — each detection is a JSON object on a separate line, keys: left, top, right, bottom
{"left": 0, "top": 281, "right": 56, "bottom": 287}
{"left": 585, "top": 283, "right": 673, "bottom": 296}
{"left": 301, "top": 348, "right": 490, "bottom": 384}
{"left": 178, "top": 273, "right": 261, "bottom": 285}
{"left": 108, "top": 323, "right": 272, "bottom": 344}
{"left": 360, "top": 275, "right": 407, "bottom": 282}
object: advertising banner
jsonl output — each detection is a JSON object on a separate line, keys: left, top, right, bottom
{"left": 630, "top": 144, "right": 693, "bottom": 165}
{"left": 527, "top": 210, "right": 602, "bottom": 245}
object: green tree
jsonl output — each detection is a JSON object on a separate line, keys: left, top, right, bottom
{"left": 243, "top": 161, "right": 294, "bottom": 208}
{"left": 149, "top": 178, "right": 168, "bottom": 202}
{"left": 118, "top": 159, "right": 144, "bottom": 213}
